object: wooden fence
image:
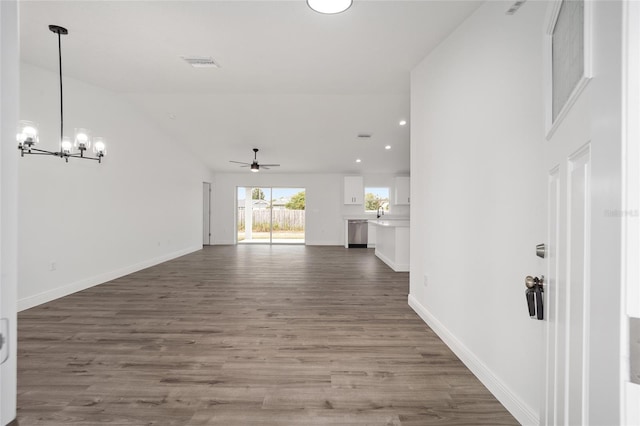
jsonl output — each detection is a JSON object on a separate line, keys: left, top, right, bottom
{"left": 237, "top": 209, "right": 305, "bottom": 231}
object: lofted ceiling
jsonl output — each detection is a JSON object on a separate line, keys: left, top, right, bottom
{"left": 20, "top": 1, "right": 483, "bottom": 174}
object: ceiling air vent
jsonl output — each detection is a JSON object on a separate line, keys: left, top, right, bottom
{"left": 505, "top": 0, "right": 527, "bottom": 15}
{"left": 357, "top": 134, "right": 372, "bottom": 139}
{"left": 181, "top": 56, "right": 220, "bottom": 68}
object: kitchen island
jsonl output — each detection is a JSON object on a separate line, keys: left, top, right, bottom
{"left": 368, "top": 219, "right": 409, "bottom": 272}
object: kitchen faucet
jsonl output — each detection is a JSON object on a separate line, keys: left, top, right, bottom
{"left": 377, "top": 206, "right": 385, "bottom": 218}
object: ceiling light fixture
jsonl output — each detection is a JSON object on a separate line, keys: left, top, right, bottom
{"left": 307, "top": 0, "right": 352, "bottom": 14}
{"left": 385, "top": 145, "right": 391, "bottom": 150}
{"left": 399, "top": 120, "right": 407, "bottom": 126}
{"left": 17, "top": 25, "right": 106, "bottom": 163}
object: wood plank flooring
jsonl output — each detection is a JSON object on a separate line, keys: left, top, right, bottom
{"left": 17, "top": 245, "right": 517, "bottom": 425}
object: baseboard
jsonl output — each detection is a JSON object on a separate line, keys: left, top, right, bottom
{"left": 375, "top": 251, "right": 409, "bottom": 272}
{"left": 306, "top": 241, "right": 343, "bottom": 246}
{"left": 212, "top": 241, "right": 343, "bottom": 246}
{"left": 408, "top": 294, "right": 539, "bottom": 426}
{"left": 18, "top": 245, "right": 202, "bottom": 312}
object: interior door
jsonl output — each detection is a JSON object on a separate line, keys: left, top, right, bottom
{"left": 543, "top": 1, "right": 592, "bottom": 424}
{"left": 624, "top": 1, "right": 640, "bottom": 423}
{"left": 1, "top": 1, "right": 19, "bottom": 423}
{"left": 0, "top": 288, "right": 6, "bottom": 424}
{"left": 203, "top": 182, "right": 211, "bottom": 245}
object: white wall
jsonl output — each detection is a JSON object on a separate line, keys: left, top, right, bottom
{"left": 0, "top": 1, "right": 19, "bottom": 423}
{"left": 211, "top": 172, "right": 409, "bottom": 246}
{"left": 409, "top": 2, "right": 546, "bottom": 424}
{"left": 18, "top": 64, "right": 212, "bottom": 310}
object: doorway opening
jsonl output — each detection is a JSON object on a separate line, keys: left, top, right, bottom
{"left": 237, "top": 187, "right": 305, "bottom": 244}
{"left": 203, "top": 182, "right": 212, "bottom": 245}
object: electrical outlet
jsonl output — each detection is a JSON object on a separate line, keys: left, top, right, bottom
{"left": 423, "top": 274, "right": 428, "bottom": 287}
{"left": 50, "top": 262, "right": 57, "bottom": 271}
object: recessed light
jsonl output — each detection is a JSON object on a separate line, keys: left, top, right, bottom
{"left": 307, "top": 0, "right": 352, "bottom": 14}
{"left": 385, "top": 145, "right": 391, "bottom": 150}
{"left": 399, "top": 120, "right": 407, "bottom": 126}
{"left": 356, "top": 159, "right": 362, "bottom": 163}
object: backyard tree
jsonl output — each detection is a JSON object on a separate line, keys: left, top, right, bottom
{"left": 285, "top": 191, "right": 305, "bottom": 210}
{"left": 252, "top": 188, "right": 265, "bottom": 200}
{"left": 365, "top": 192, "right": 383, "bottom": 211}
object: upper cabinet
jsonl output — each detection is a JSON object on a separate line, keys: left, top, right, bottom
{"left": 344, "top": 176, "right": 364, "bottom": 204}
{"left": 395, "top": 176, "right": 410, "bottom": 205}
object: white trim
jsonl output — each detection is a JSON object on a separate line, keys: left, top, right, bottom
{"left": 306, "top": 241, "right": 342, "bottom": 246}
{"left": 624, "top": 381, "right": 640, "bottom": 426}
{"left": 622, "top": 0, "right": 640, "bottom": 321}
{"left": 375, "top": 250, "right": 408, "bottom": 272}
{"left": 408, "top": 294, "right": 539, "bottom": 426}
{"left": 18, "top": 245, "right": 202, "bottom": 312}
{"left": 544, "top": 0, "right": 593, "bottom": 139}
{"left": 622, "top": 2, "right": 640, "bottom": 424}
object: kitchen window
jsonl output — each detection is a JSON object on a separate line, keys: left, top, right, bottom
{"left": 364, "top": 187, "right": 390, "bottom": 213}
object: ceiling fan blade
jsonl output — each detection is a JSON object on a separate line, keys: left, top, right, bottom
{"left": 260, "top": 164, "right": 280, "bottom": 167}
{"left": 240, "top": 165, "right": 250, "bottom": 167}
{"left": 229, "top": 161, "right": 250, "bottom": 165}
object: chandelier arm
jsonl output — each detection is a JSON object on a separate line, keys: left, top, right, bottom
{"left": 67, "top": 153, "right": 102, "bottom": 161}
{"left": 28, "top": 147, "right": 60, "bottom": 155}
{"left": 22, "top": 152, "right": 58, "bottom": 156}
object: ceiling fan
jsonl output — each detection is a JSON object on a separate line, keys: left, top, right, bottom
{"left": 229, "top": 148, "right": 280, "bottom": 172}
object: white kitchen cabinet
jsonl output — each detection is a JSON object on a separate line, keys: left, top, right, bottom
{"left": 344, "top": 176, "right": 364, "bottom": 204}
{"left": 394, "top": 176, "right": 410, "bottom": 205}
{"left": 367, "top": 221, "right": 376, "bottom": 248}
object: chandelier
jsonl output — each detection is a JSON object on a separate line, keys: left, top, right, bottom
{"left": 17, "top": 25, "right": 106, "bottom": 163}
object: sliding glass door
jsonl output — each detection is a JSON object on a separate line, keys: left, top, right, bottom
{"left": 237, "top": 187, "right": 305, "bottom": 244}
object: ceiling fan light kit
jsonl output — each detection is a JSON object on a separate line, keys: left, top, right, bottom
{"left": 17, "top": 25, "right": 106, "bottom": 163}
{"left": 230, "top": 148, "right": 280, "bottom": 173}
{"left": 307, "top": 0, "right": 352, "bottom": 14}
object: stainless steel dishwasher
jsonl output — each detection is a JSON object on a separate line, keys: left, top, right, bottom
{"left": 348, "top": 220, "right": 368, "bottom": 248}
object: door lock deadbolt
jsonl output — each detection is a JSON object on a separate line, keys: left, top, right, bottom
{"left": 525, "top": 275, "right": 544, "bottom": 320}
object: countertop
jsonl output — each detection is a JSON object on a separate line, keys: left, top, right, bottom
{"left": 368, "top": 219, "right": 410, "bottom": 227}
{"left": 343, "top": 215, "right": 409, "bottom": 221}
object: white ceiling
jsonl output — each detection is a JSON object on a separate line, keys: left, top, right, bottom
{"left": 20, "top": 1, "right": 483, "bottom": 174}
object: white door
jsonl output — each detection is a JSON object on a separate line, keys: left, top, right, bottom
{"left": 203, "top": 182, "right": 211, "bottom": 245}
{"left": 544, "top": 141, "right": 591, "bottom": 426}
{"left": 1, "top": 1, "right": 19, "bottom": 423}
{"left": 0, "top": 290, "right": 5, "bottom": 425}
{"left": 543, "top": 1, "right": 592, "bottom": 424}
{"left": 623, "top": 2, "right": 640, "bottom": 423}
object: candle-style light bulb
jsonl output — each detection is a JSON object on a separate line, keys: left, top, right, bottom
{"left": 17, "top": 121, "right": 39, "bottom": 148}
{"left": 93, "top": 138, "right": 106, "bottom": 156}
{"left": 74, "top": 128, "right": 91, "bottom": 150}
{"left": 60, "top": 137, "right": 73, "bottom": 155}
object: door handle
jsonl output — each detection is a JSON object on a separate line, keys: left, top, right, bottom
{"left": 525, "top": 275, "right": 544, "bottom": 320}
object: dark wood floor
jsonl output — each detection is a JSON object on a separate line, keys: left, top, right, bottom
{"left": 17, "top": 245, "right": 517, "bottom": 425}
